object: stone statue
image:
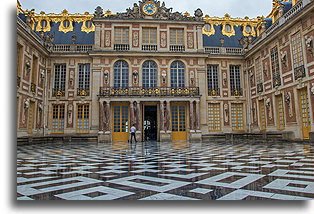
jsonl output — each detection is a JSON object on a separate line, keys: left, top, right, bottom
{"left": 94, "top": 6, "right": 104, "bottom": 18}
{"left": 305, "top": 35, "right": 313, "bottom": 56}
{"left": 281, "top": 51, "right": 287, "bottom": 69}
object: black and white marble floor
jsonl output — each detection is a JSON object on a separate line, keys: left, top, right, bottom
{"left": 17, "top": 140, "right": 314, "bottom": 200}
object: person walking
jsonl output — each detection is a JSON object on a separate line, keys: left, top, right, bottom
{"left": 130, "top": 124, "right": 137, "bottom": 143}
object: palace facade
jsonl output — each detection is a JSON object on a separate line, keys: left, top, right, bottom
{"left": 16, "top": 0, "right": 314, "bottom": 143}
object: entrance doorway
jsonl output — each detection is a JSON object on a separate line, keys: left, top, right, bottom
{"left": 143, "top": 105, "right": 158, "bottom": 141}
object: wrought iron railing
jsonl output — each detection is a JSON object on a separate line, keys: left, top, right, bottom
{"left": 52, "top": 88, "right": 65, "bottom": 97}
{"left": 77, "top": 88, "right": 90, "bottom": 96}
{"left": 294, "top": 65, "right": 306, "bottom": 80}
{"left": 257, "top": 83, "right": 263, "bottom": 93}
{"left": 99, "top": 87, "right": 200, "bottom": 97}
{"left": 273, "top": 74, "right": 281, "bottom": 87}
{"left": 169, "top": 45, "right": 185, "bottom": 52}
{"left": 114, "top": 44, "right": 130, "bottom": 51}
{"left": 230, "top": 88, "right": 243, "bottom": 96}
{"left": 208, "top": 88, "right": 220, "bottom": 96}
{"left": 30, "top": 83, "right": 36, "bottom": 93}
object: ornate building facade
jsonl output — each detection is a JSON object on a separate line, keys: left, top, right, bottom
{"left": 16, "top": 0, "right": 314, "bottom": 143}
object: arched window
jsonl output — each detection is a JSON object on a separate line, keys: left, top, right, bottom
{"left": 142, "top": 61, "right": 157, "bottom": 88}
{"left": 114, "top": 60, "right": 129, "bottom": 88}
{"left": 170, "top": 61, "right": 185, "bottom": 88}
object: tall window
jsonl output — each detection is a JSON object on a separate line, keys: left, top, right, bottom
{"left": 231, "top": 103, "right": 244, "bottom": 131}
{"left": 291, "top": 32, "right": 304, "bottom": 69}
{"left": 17, "top": 43, "right": 23, "bottom": 77}
{"left": 142, "top": 61, "right": 157, "bottom": 88}
{"left": 142, "top": 27, "right": 157, "bottom": 44}
{"left": 78, "top": 64, "right": 90, "bottom": 90}
{"left": 52, "top": 104, "right": 65, "bottom": 133}
{"left": 230, "top": 65, "right": 241, "bottom": 95}
{"left": 170, "top": 61, "right": 185, "bottom": 88}
{"left": 114, "top": 60, "right": 129, "bottom": 88}
{"left": 271, "top": 47, "right": 281, "bottom": 87}
{"left": 31, "top": 55, "right": 38, "bottom": 84}
{"left": 255, "top": 57, "right": 262, "bottom": 83}
{"left": 54, "top": 64, "right": 66, "bottom": 90}
{"left": 77, "top": 104, "right": 89, "bottom": 133}
{"left": 114, "top": 27, "right": 129, "bottom": 44}
{"left": 208, "top": 103, "right": 221, "bottom": 131}
{"left": 207, "top": 65, "right": 219, "bottom": 95}
{"left": 276, "top": 95, "right": 285, "bottom": 130}
{"left": 170, "top": 28, "right": 184, "bottom": 45}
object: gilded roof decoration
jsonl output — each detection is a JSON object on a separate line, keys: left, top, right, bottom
{"left": 95, "top": 0, "right": 203, "bottom": 21}
{"left": 27, "top": 10, "right": 96, "bottom": 33}
{"left": 203, "top": 14, "right": 261, "bottom": 37}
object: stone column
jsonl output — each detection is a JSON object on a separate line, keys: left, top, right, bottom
{"left": 130, "top": 101, "right": 135, "bottom": 127}
{"left": 160, "top": 101, "right": 165, "bottom": 131}
{"left": 195, "top": 100, "right": 200, "bottom": 130}
{"left": 189, "top": 100, "right": 195, "bottom": 130}
{"left": 104, "top": 101, "right": 110, "bottom": 131}
{"left": 99, "top": 101, "right": 104, "bottom": 132}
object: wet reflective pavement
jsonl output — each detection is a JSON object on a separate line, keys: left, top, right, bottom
{"left": 17, "top": 141, "right": 314, "bottom": 200}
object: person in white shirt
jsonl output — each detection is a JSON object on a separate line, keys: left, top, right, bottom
{"left": 130, "top": 124, "right": 137, "bottom": 143}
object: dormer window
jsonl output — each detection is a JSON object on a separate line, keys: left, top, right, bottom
{"left": 41, "top": 20, "right": 47, "bottom": 28}
{"left": 204, "top": 24, "right": 211, "bottom": 31}
{"left": 63, "top": 20, "right": 71, "bottom": 28}
{"left": 85, "top": 20, "right": 92, "bottom": 28}
{"left": 245, "top": 25, "right": 252, "bottom": 34}
{"left": 225, "top": 24, "right": 231, "bottom": 32}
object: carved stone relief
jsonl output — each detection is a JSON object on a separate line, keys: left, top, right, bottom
{"left": 281, "top": 51, "right": 287, "bottom": 69}
{"left": 285, "top": 92, "right": 293, "bottom": 118}
{"left": 187, "top": 32, "right": 194, "bottom": 49}
{"left": 68, "top": 104, "right": 73, "bottom": 125}
{"left": 133, "top": 31, "right": 139, "bottom": 47}
{"left": 305, "top": 35, "right": 313, "bottom": 56}
{"left": 160, "top": 32, "right": 167, "bottom": 48}
{"left": 105, "top": 31, "right": 111, "bottom": 47}
{"left": 265, "top": 98, "right": 272, "bottom": 121}
{"left": 224, "top": 103, "right": 229, "bottom": 123}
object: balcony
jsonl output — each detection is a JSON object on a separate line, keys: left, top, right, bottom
{"left": 77, "top": 88, "right": 90, "bottom": 96}
{"left": 257, "top": 83, "right": 263, "bottom": 93}
{"left": 208, "top": 88, "right": 220, "bottom": 96}
{"left": 169, "top": 45, "right": 185, "bottom": 52}
{"left": 52, "top": 88, "right": 65, "bottom": 97}
{"left": 204, "top": 47, "right": 243, "bottom": 55}
{"left": 114, "top": 44, "right": 130, "bottom": 51}
{"left": 273, "top": 74, "right": 281, "bottom": 88}
{"left": 99, "top": 87, "right": 200, "bottom": 97}
{"left": 294, "top": 65, "right": 306, "bottom": 80}
{"left": 231, "top": 88, "right": 243, "bottom": 96}
{"left": 30, "top": 83, "right": 36, "bottom": 93}
{"left": 142, "top": 45, "right": 158, "bottom": 51}
{"left": 52, "top": 44, "right": 93, "bottom": 53}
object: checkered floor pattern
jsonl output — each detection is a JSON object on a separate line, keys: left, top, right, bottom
{"left": 17, "top": 140, "right": 314, "bottom": 200}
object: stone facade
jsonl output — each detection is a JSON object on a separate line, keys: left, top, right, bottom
{"left": 16, "top": 0, "right": 314, "bottom": 143}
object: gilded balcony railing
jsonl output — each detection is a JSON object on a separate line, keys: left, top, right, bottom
{"left": 294, "top": 65, "right": 306, "bottom": 80}
{"left": 77, "top": 88, "right": 90, "bottom": 96}
{"left": 52, "top": 88, "right": 65, "bottom": 97}
{"left": 230, "top": 88, "right": 243, "bottom": 96}
{"left": 257, "top": 83, "right": 263, "bottom": 93}
{"left": 99, "top": 87, "right": 200, "bottom": 97}
{"left": 208, "top": 88, "right": 220, "bottom": 96}
{"left": 30, "top": 83, "right": 36, "bottom": 93}
{"left": 273, "top": 74, "right": 281, "bottom": 87}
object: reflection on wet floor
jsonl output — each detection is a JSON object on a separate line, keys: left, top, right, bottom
{"left": 17, "top": 140, "right": 314, "bottom": 200}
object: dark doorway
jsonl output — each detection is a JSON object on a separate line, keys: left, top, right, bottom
{"left": 143, "top": 105, "right": 158, "bottom": 141}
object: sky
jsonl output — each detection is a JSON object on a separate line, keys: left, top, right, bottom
{"left": 19, "top": 0, "right": 273, "bottom": 18}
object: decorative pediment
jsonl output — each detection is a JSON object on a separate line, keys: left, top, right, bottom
{"left": 94, "top": 0, "right": 203, "bottom": 21}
